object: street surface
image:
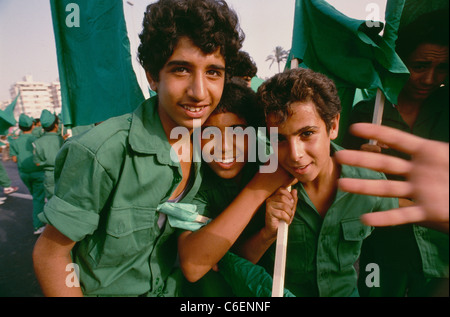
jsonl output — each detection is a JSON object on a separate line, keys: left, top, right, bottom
{"left": 0, "top": 159, "right": 44, "bottom": 297}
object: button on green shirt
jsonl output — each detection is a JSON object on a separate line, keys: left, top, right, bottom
{"left": 257, "top": 143, "right": 398, "bottom": 297}
{"left": 39, "top": 97, "right": 202, "bottom": 296}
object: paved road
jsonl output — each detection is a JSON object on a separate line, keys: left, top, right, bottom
{"left": 0, "top": 159, "right": 44, "bottom": 297}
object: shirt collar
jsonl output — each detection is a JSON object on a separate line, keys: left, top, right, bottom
{"left": 128, "top": 96, "right": 174, "bottom": 165}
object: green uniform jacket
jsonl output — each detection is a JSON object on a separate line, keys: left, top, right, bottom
{"left": 33, "top": 132, "right": 64, "bottom": 171}
{"left": 257, "top": 143, "right": 398, "bottom": 297}
{"left": 39, "top": 97, "right": 203, "bottom": 296}
{"left": 10, "top": 134, "right": 43, "bottom": 174}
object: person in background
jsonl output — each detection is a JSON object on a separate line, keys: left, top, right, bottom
{"left": 9, "top": 114, "right": 45, "bottom": 234}
{"left": 231, "top": 50, "right": 258, "bottom": 88}
{"left": 33, "top": 110, "right": 66, "bottom": 200}
{"left": 343, "top": 9, "right": 449, "bottom": 297}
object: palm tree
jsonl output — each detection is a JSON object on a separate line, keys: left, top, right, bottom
{"left": 266, "top": 46, "right": 290, "bottom": 73}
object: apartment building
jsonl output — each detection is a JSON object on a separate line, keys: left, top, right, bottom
{"left": 7, "top": 75, "right": 62, "bottom": 120}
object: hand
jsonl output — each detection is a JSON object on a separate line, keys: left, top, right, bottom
{"left": 264, "top": 186, "right": 298, "bottom": 238}
{"left": 335, "top": 123, "right": 449, "bottom": 233}
{"left": 360, "top": 142, "right": 388, "bottom": 153}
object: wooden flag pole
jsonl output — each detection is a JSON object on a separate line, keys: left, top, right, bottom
{"left": 272, "top": 186, "right": 291, "bottom": 297}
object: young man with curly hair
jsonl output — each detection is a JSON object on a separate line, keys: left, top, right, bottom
{"left": 243, "top": 68, "right": 398, "bottom": 297}
{"left": 33, "top": 0, "right": 244, "bottom": 297}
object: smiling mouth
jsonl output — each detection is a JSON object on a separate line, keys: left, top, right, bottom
{"left": 181, "top": 105, "right": 207, "bottom": 113}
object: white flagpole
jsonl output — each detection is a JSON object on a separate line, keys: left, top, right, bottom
{"left": 271, "top": 186, "right": 291, "bottom": 297}
{"left": 369, "top": 88, "right": 385, "bottom": 145}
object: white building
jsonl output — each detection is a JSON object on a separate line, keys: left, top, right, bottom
{"left": 7, "top": 75, "right": 62, "bottom": 120}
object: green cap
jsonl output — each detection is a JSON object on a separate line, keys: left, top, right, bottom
{"left": 19, "top": 114, "right": 34, "bottom": 128}
{"left": 40, "top": 109, "right": 56, "bottom": 128}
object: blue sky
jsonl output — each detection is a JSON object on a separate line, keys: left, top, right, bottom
{"left": 0, "top": 0, "right": 386, "bottom": 102}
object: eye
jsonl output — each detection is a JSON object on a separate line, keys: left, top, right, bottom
{"left": 206, "top": 69, "right": 224, "bottom": 78}
{"left": 172, "top": 67, "right": 189, "bottom": 75}
{"left": 301, "top": 131, "right": 314, "bottom": 138}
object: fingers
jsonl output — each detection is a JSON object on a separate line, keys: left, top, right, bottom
{"left": 267, "top": 187, "right": 297, "bottom": 224}
{"left": 360, "top": 206, "right": 427, "bottom": 227}
{"left": 338, "top": 178, "right": 413, "bottom": 198}
{"left": 335, "top": 150, "right": 412, "bottom": 176}
{"left": 349, "top": 123, "right": 425, "bottom": 155}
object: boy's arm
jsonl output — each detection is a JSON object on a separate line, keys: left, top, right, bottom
{"left": 33, "top": 225, "right": 83, "bottom": 297}
{"left": 178, "top": 168, "right": 294, "bottom": 282}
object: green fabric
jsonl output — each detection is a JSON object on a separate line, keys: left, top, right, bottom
{"left": 33, "top": 132, "right": 65, "bottom": 199}
{"left": 0, "top": 94, "right": 18, "bottom": 135}
{"left": 219, "top": 252, "right": 296, "bottom": 297}
{"left": 0, "top": 163, "right": 11, "bottom": 188}
{"left": 286, "top": 0, "right": 409, "bottom": 145}
{"left": 40, "top": 110, "right": 56, "bottom": 128}
{"left": 9, "top": 134, "right": 43, "bottom": 173}
{"left": 18, "top": 170, "right": 45, "bottom": 230}
{"left": 39, "top": 97, "right": 202, "bottom": 296}
{"left": 256, "top": 143, "right": 398, "bottom": 297}
{"left": 18, "top": 114, "right": 33, "bottom": 128}
{"left": 157, "top": 202, "right": 211, "bottom": 232}
{"left": 50, "top": 0, "right": 144, "bottom": 128}
{"left": 250, "top": 76, "right": 264, "bottom": 92}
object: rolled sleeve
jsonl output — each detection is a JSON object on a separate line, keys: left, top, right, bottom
{"left": 39, "top": 196, "right": 100, "bottom": 242}
{"left": 40, "top": 137, "right": 115, "bottom": 241}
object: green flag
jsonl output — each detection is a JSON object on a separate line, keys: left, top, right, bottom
{"left": 0, "top": 93, "right": 19, "bottom": 135}
{"left": 50, "top": 0, "right": 144, "bottom": 128}
{"left": 287, "top": 0, "right": 409, "bottom": 144}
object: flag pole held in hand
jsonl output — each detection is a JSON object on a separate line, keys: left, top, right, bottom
{"left": 272, "top": 186, "right": 291, "bottom": 297}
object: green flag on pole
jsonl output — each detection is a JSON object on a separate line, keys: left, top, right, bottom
{"left": 50, "top": 0, "right": 144, "bottom": 128}
{"left": 286, "top": 0, "right": 409, "bottom": 144}
{"left": 0, "top": 93, "right": 19, "bottom": 135}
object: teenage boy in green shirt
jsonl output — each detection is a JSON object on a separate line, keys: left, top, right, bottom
{"left": 239, "top": 68, "right": 399, "bottom": 297}
{"left": 33, "top": 110, "right": 65, "bottom": 200}
{"left": 10, "top": 114, "right": 46, "bottom": 234}
{"left": 32, "top": 0, "right": 244, "bottom": 297}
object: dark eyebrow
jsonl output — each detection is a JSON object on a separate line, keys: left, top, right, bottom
{"left": 166, "top": 60, "right": 225, "bottom": 71}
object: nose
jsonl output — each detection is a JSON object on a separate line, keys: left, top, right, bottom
{"left": 187, "top": 72, "right": 207, "bottom": 101}
{"left": 421, "top": 68, "right": 439, "bottom": 86}
{"left": 288, "top": 138, "right": 304, "bottom": 162}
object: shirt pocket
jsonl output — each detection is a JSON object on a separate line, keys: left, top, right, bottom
{"left": 89, "top": 207, "right": 156, "bottom": 267}
{"left": 338, "top": 218, "right": 371, "bottom": 270}
{"left": 286, "top": 222, "right": 310, "bottom": 274}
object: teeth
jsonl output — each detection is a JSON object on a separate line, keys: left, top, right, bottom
{"left": 182, "top": 105, "right": 205, "bottom": 112}
{"left": 215, "top": 157, "right": 235, "bottom": 164}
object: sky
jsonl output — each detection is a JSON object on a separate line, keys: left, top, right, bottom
{"left": 0, "top": 0, "right": 387, "bottom": 102}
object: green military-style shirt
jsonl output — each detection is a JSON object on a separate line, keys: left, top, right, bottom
{"left": 257, "top": 143, "right": 398, "bottom": 297}
{"left": 10, "top": 133, "right": 43, "bottom": 174}
{"left": 33, "top": 132, "right": 65, "bottom": 199}
{"left": 39, "top": 97, "right": 203, "bottom": 296}
{"left": 33, "top": 132, "right": 64, "bottom": 171}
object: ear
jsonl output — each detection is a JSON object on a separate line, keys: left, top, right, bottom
{"left": 329, "top": 113, "right": 340, "bottom": 140}
{"left": 145, "top": 71, "right": 158, "bottom": 92}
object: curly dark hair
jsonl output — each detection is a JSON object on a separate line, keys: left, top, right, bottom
{"left": 138, "top": 0, "right": 244, "bottom": 81}
{"left": 257, "top": 68, "right": 341, "bottom": 132}
{"left": 213, "top": 78, "right": 263, "bottom": 128}
{"left": 230, "top": 51, "right": 258, "bottom": 78}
